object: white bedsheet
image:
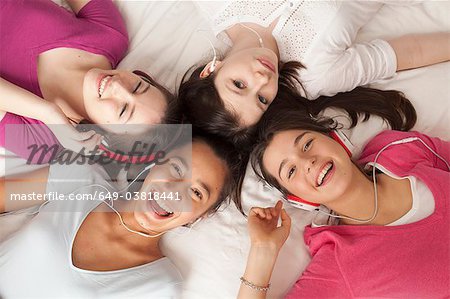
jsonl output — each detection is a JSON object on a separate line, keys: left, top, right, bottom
{"left": 1, "top": 1, "right": 449, "bottom": 298}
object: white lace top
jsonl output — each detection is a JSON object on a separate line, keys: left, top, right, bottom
{"left": 194, "top": 0, "right": 398, "bottom": 99}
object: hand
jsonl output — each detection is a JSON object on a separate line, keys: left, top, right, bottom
{"left": 44, "top": 105, "right": 103, "bottom": 155}
{"left": 248, "top": 201, "right": 292, "bottom": 252}
{"left": 115, "top": 168, "right": 129, "bottom": 193}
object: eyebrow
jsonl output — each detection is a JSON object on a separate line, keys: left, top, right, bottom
{"left": 277, "top": 132, "right": 308, "bottom": 179}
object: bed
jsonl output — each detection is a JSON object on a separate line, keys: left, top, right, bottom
{"left": 1, "top": 1, "right": 449, "bottom": 298}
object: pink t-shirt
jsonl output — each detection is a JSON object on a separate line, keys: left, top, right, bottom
{"left": 286, "top": 131, "right": 450, "bottom": 298}
{"left": 0, "top": 0, "right": 128, "bottom": 164}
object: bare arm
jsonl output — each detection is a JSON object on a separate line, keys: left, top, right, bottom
{"left": 64, "top": 0, "right": 91, "bottom": 14}
{"left": 238, "top": 202, "right": 291, "bottom": 299}
{"left": 389, "top": 32, "right": 450, "bottom": 71}
{"left": 0, "top": 77, "right": 59, "bottom": 124}
{"left": 0, "top": 77, "right": 102, "bottom": 153}
{"left": 1, "top": 166, "right": 50, "bottom": 213}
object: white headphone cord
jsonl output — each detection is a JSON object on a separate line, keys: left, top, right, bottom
{"left": 239, "top": 23, "right": 264, "bottom": 48}
{"left": 318, "top": 136, "right": 449, "bottom": 224}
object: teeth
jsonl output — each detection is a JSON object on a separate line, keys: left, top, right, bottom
{"left": 98, "top": 76, "right": 111, "bottom": 97}
{"left": 150, "top": 191, "right": 174, "bottom": 216}
{"left": 317, "top": 162, "right": 333, "bottom": 186}
{"left": 155, "top": 200, "right": 173, "bottom": 214}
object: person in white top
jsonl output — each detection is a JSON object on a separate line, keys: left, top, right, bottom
{"left": 178, "top": 0, "right": 449, "bottom": 146}
{"left": 0, "top": 133, "right": 239, "bottom": 298}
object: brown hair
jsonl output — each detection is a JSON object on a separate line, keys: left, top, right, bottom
{"left": 251, "top": 86, "right": 417, "bottom": 195}
{"left": 177, "top": 61, "right": 305, "bottom": 148}
{"left": 132, "top": 70, "right": 180, "bottom": 124}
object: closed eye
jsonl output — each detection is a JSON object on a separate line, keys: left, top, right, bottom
{"left": 119, "top": 104, "right": 127, "bottom": 117}
{"left": 132, "top": 81, "right": 142, "bottom": 94}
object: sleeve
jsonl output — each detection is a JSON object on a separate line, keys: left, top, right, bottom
{"left": 300, "top": 2, "right": 397, "bottom": 99}
{"left": 360, "top": 131, "right": 450, "bottom": 173}
{"left": 77, "top": 0, "right": 127, "bottom": 39}
{"left": 285, "top": 248, "right": 353, "bottom": 299}
{"left": 409, "top": 132, "right": 450, "bottom": 172}
{"left": 76, "top": 0, "right": 128, "bottom": 68}
{"left": 0, "top": 113, "right": 61, "bottom": 165}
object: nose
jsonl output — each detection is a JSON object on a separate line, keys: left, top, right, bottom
{"left": 301, "top": 156, "right": 316, "bottom": 175}
{"left": 110, "top": 75, "right": 136, "bottom": 103}
{"left": 253, "top": 70, "right": 270, "bottom": 87}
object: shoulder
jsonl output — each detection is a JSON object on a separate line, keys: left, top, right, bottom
{"left": 358, "top": 130, "right": 436, "bottom": 171}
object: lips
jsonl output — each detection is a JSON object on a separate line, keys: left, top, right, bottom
{"left": 146, "top": 190, "right": 174, "bottom": 219}
{"left": 258, "top": 58, "right": 276, "bottom": 73}
{"left": 316, "top": 161, "right": 334, "bottom": 187}
{"left": 97, "top": 75, "right": 112, "bottom": 98}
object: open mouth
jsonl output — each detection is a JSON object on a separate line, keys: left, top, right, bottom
{"left": 147, "top": 191, "right": 174, "bottom": 218}
{"left": 258, "top": 58, "right": 276, "bottom": 73}
{"left": 316, "top": 161, "right": 334, "bottom": 187}
{"left": 98, "top": 75, "right": 112, "bottom": 97}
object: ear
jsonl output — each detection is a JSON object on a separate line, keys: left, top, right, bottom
{"left": 199, "top": 60, "right": 222, "bottom": 78}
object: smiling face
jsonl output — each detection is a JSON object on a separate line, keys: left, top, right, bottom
{"left": 133, "top": 140, "right": 228, "bottom": 233}
{"left": 83, "top": 69, "right": 168, "bottom": 132}
{"left": 262, "top": 130, "right": 355, "bottom": 205}
{"left": 213, "top": 47, "right": 279, "bottom": 126}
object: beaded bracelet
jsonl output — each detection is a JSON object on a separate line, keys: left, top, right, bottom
{"left": 240, "top": 276, "right": 271, "bottom": 292}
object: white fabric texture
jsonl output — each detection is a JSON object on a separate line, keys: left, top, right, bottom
{"left": 364, "top": 164, "right": 436, "bottom": 226}
{"left": 388, "top": 176, "right": 435, "bottom": 226}
{"left": 0, "top": 163, "right": 182, "bottom": 299}
{"left": 194, "top": 0, "right": 397, "bottom": 99}
{"left": 1, "top": 1, "right": 449, "bottom": 298}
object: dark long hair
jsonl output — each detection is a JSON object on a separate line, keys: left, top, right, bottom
{"left": 192, "top": 130, "right": 244, "bottom": 214}
{"left": 177, "top": 61, "right": 305, "bottom": 148}
{"left": 132, "top": 70, "right": 180, "bottom": 124}
{"left": 251, "top": 86, "right": 417, "bottom": 195}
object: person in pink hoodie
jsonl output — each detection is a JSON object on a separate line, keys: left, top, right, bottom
{"left": 0, "top": 0, "right": 175, "bottom": 164}
{"left": 238, "top": 97, "right": 449, "bottom": 298}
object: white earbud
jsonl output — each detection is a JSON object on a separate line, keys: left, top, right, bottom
{"left": 208, "top": 41, "right": 217, "bottom": 72}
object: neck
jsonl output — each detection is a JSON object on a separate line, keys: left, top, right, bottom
{"left": 97, "top": 200, "right": 163, "bottom": 263}
{"left": 47, "top": 68, "right": 88, "bottom": 123}
{"left": 38, "top": 49, "right": 112, "bottom": 123}
{"left": 113, "top": 200, "right": 164, "bottom": 242}
{"left": 326, "top": 166, "right": 376, "bottom": 225}
{"left": 226, "top": 23, "right": 280, "bottom": 59}
{"left": 327, "top": 165, "right": 412, "bottom": 226}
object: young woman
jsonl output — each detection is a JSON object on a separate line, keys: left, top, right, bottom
{"left": 178, "top": 1, "right": 449, "bottom": 145}
{"left": 237, "top": 96, "right": 449, "bottom": 298}
{"left": 0, "top": 0, "right": 176, "bottom": 164}
{"left": 0, "top": 132, "right": 239, "bottom": 298}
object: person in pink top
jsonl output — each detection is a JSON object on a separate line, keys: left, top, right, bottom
{"left": 0, "top": 0, "right": 175, "bottom": 164}
{"left": 237, "top": 92, "right": 449, "bottom": 298}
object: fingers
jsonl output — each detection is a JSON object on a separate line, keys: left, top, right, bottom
{"left": 250, "top": 207, "right": 267, "bottom": 219}
{"left": 79, "top": 133, "right": 103, "bottom": 153}
{"left": 280, "top": 209, "right": 292, "bottom": 230}
{"left": 75, "top": 130, "right": 98, "bottom": 141}
{"left": 250, "top": 201, "right": 283, "bottom": 221}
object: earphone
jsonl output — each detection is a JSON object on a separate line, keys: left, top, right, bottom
{"left": 202, "top": 22, "right": 264, "bottom": 74}
{"left": 209, "top": 41, "right": 217, "bottom": 72}
{"left": 285, "top": 135, "right": 450, "bottom": 224}
{"left": 76, "top": 124, "right": 184, "bottom": 165}
{"left": 285, "top": 130, "right": 354, "bottom": 211}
